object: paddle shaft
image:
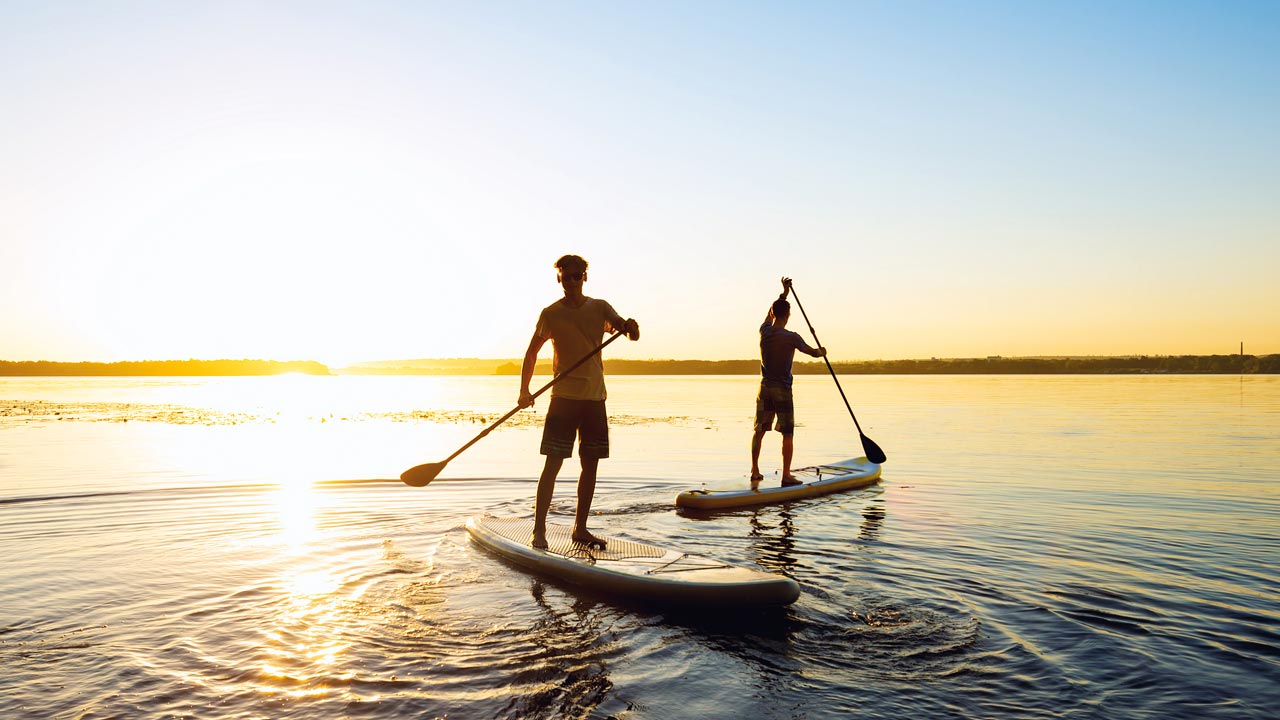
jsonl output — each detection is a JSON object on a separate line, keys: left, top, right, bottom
{"left": 787, "top": 286, "right": 869, "bottom": 437}
{"left": 439, "top": 331, "right": 624, "bottom": 466}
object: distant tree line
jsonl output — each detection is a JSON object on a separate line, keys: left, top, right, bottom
{"left": 815, "top": 354, "right": 1280, "bottom": 375}
{"left": 386, "top": 355, "right": 1280, "bottom": 375}
{"left": 347, "top": 360, "right": 534, "bottom": 376}
{"left": 0, "top": 359, "right": 331, "bottom": 376}
{"left": 601, "top": 355, "right": 1280, "bottom": 375}
{"left": 4, "top": 355, "right": 1274, "bottom": 377}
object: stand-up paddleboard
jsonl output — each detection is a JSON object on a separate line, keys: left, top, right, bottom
{"left": 465, "top": 515, "right": 800, "bottom": 607}
{"left": 675, "top": 457, "right": 881, "bottom": 510}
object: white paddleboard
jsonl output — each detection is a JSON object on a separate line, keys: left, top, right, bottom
{"left": 675, "top": 457, "right": 881, "bottom": 510}
{"left": 465, "top": 515, "right": 800, "bottom": 607}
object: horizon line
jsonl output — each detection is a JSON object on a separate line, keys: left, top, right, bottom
{"left": 2, "top": 352, "right": 1276, "bottom": 367}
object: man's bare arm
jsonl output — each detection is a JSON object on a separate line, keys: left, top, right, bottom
{"left": 764, "top": 276, "right": 793, "bottom": 324}
{"left": 607, "top": 310, "right": 640, "bottom": 341}
{"left": 519, "top": 335, "right": 547, "bottom": 407}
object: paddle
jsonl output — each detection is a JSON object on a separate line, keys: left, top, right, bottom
{"left": 401, "top": 330, "right": 626, "bottom": 487}
{"left": 787, "top": 283, "right": 887, "bottom": 464}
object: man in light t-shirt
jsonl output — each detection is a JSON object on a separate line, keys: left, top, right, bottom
{"left": 519, "top": 254, "right": 640, "bottom": 549}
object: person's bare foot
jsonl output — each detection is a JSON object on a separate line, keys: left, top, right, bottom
{"left": 531, "top": 530, "right": 548, "bottom": 549}
{"left": 781, "top": 475, "right": 803, "bottom": 487}
{"left": 571, "top": 528, "right": 606, "bottom": 549}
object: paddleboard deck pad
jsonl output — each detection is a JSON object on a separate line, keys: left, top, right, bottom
{"left": 676, "top": 456, "right": 881, "bottom": 510}
{"left": 466, "top": 515, "right": 800, "bottom": 607}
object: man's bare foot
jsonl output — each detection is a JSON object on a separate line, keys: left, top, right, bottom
{"left": 750, "top": 472, "right": 764, "bottom": 482}
{"left": 781, "top": 475, "right": 803, "bottom": 487}
{"left": 531, "top": 530, "right": 548, "bottom": 549}
{"left": 571, "top": 529, "right": 606, "bottom": 549}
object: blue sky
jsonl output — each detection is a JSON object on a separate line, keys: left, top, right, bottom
{"left": 2, "top": 1, "right": 1277, "bottom": 363}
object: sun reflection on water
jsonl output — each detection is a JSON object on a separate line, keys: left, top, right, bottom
{"left": 274, "top": 477, "right": 319, "bottom": 549}
{"left": 252, "top": 560, "right": 355, "bottom": 697}
{"left": 256, "top": 471, "right": 360, "bottom": 695}
{"left": 281, "top": 568, "right": 340, "bottom": 598}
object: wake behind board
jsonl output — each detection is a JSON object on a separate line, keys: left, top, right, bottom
{"left": 675, "top": 456, "right": 881, "bottom": 511}
{"left": 465, "top": 515, "right": 800, "bottom": 607}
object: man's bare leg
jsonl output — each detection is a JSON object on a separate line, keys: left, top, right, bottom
{"left": 750, "top": 429, "right": 767, "bottom": 483}
{"left": 532, "top": 455, "right": 564, "bottom": 548}
{"left": 781, "top": 434, "right": 801, "bottom": 486}
{"left": 571, "top": 455, "right": 606, "bottom": 548}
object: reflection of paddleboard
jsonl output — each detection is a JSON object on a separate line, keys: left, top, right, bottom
{"left": 465, "top": 515, "right": 800, "bottom": 607}
{"left": 675, "top": 457, "right": 881, "bottom": 510}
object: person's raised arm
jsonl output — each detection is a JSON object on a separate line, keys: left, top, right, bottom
{"left": 764, "top": 276, "right": 793, "bottom": 324}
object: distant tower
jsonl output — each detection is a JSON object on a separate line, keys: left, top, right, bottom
{"left": 1241, "top": 341, "right": 1244, "bottom": 357}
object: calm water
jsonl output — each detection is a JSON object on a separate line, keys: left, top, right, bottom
{"left": 2, "top": 375, "right": 1278, "bottom": 719}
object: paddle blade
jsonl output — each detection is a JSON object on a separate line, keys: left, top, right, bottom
{"left": 401, "top": 461, "right": 447, "bottom": 487}
{"left": 861, "top": 433, "right": 887, "bottom": 464}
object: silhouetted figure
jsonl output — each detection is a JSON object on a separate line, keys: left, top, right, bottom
{"left": 519, "top": 254, "right": 639, "bottom": 549}
{"left": 750, "top": 277, "right": 825, "bottom": 486}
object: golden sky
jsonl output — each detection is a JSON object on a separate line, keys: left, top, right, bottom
{"left": 3, "top": 3, "right": 1277, "bottom": 365}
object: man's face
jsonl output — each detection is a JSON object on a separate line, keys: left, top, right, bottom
{"left": 558, "top": 267, "right": 586, "bottom": 286}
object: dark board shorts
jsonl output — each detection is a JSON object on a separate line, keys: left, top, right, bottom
{"left": 754, "top": 383, "right": 795, "bottom": 435}
{"left": 540, "top": 397, "right": 610, "bottom": 459}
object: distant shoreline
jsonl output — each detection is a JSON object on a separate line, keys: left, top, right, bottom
{"left": 0, "top": 359, "right": 331, "bottom": 377}
{"left": 2, "top": 355, "right": 1276, "bottom": 376}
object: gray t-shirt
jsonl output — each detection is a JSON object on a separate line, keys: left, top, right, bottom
{"left": 759, "top": 321, "right": 814, "bottom": 388}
